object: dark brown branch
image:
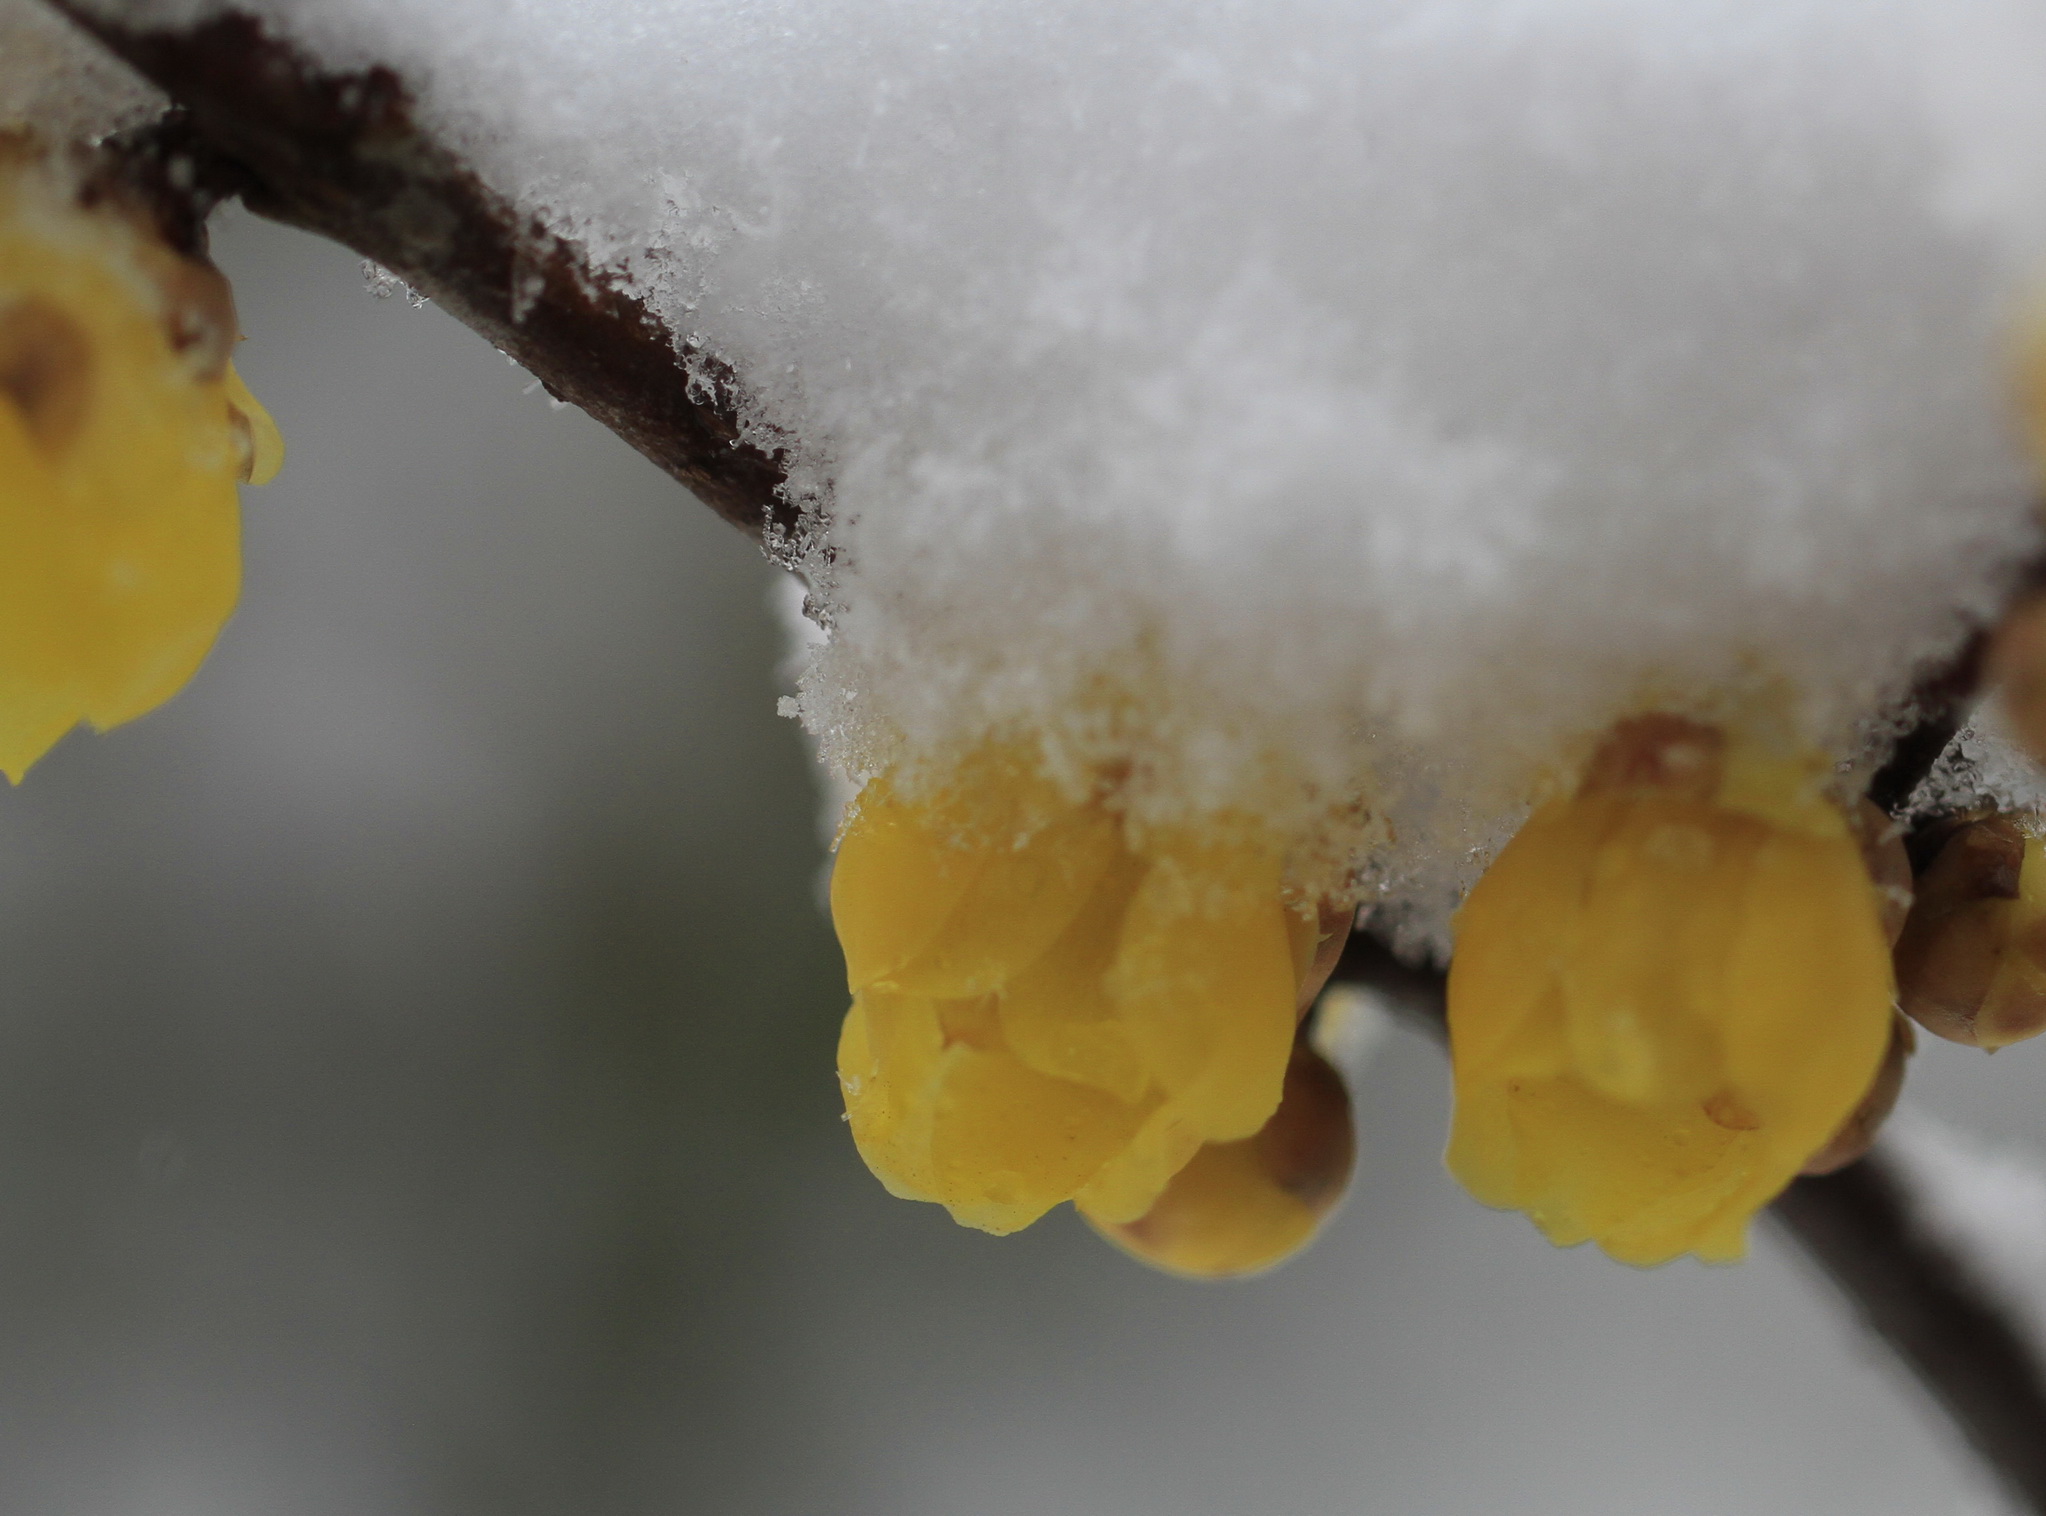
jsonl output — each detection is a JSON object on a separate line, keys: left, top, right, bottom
{"left": 1330, "top": 929, "right": 2046, "bottom": 1514}
{"left": 1774, "top": 1161, "right": 2046, "bottom": 1506}
{"left": 46, "top": 2, "right": 793, "bottom": 540}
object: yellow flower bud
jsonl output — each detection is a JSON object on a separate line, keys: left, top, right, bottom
{"left": 0, "top": 143, "right": 281, "bottom": 781}
{"left": 832, "top": 743, "right": 1318, "bottom": 1238}
{"left": 1894, "top": 814, "right": 2046, "bottom": 1049}
{"left": 1446, "top": 715, "right": 1895, "bottom": 1265}
{"left": 1084, "top": 1035, "right": 1355, "bottom": 1279}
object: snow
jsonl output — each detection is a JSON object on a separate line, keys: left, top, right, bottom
{"left": 59, "top": 0, "right": 2046, "bottom": 945}
{"left": 1907, "top": 698, "right": 2046, "bottom": 826}
{"left": 0, "top": 0, "right": 163, "bottom": 144}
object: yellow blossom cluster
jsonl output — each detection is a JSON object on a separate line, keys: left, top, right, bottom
{"left": 832, "top": 742, "right": 1352, "bottom": 1272}
{"left": 831, "top": 714, "right": 1919, "bottom": 1274}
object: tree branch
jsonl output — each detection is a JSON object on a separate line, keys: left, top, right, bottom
{"left": 1774, "top": 1158, "right": 2046, "bottom": 1509}
{"left": 45, "top": 2, "right": 794, "bottom": 540}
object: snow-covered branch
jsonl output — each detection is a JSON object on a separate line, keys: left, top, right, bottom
{"left": 47, "top": 1, "right": 792, "bottom": 538}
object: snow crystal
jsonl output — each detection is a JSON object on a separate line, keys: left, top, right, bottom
{"left": 1907, "top": 698, "right": 2046, "bottom": 825}
{"left": 360, "top": 258, "right": 428, "bottom": 307}
{"left": 75, "top": 0, "right": 2046, "bottom": 944}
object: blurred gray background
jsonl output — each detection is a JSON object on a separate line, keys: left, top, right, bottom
{"left": 0, "top": 208, "right": 2035, "bottom": 1516}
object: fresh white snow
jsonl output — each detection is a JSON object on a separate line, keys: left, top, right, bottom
{"left": 50, "top": 0, "right": 2046, "bottom": 944}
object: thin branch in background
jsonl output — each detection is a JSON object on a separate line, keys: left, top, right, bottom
{"left": 1775, "top": 1159, "right": 2046, "bottom": 1511}
{"left": 36, "top": 0, "right": 2046, "bottom": 1508}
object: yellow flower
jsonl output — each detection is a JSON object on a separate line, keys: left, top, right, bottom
{"left": 0, "top": 144, "right": 282, "bottom": 782}
{"left": 1446, "top": 715, "right": 1894, "bottom": 1266}
{"left": 832, "top": 742, "right": 1334, "bottom": 1242}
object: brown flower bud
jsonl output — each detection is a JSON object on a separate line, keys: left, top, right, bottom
{"left": 1800, "top": 1013, "right": 1915, "bottom": 1175}
{"left": 1991, "top": 595, "right": 2046, "bottom": 766}
{"left": 1089, "top": 1036, "right": 1354, "bottom": 1278}
{"left": 1894, "top": 815, "right": 2046, "bottom": 1048}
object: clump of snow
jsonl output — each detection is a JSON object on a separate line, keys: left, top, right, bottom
{"left": 359, "top": 259, "right": 428, "bottom": 307}
{"left": 80, "top": 0, "right": 2046, "bottom": 946}
{"left": 772, "top": 570, "right": 856, "bottom": 855}
{"left": 0, "top": 0, "right": 164, "bottom": 144}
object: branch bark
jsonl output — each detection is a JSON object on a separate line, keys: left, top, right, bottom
{"left": 47, "top": 2, "right": 794, "bottom": 540}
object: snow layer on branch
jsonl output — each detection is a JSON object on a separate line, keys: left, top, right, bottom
{"left": 1, "top": 0, "right": 164, "bottom": 143}
{"left": 106, "top": 0, "right": 2046, "bottom": 942}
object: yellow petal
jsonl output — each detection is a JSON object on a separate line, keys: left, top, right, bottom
{"left": 999, "top": 850, "right": 1152, "bottom": 1103}
{"left": 831, "top": 748, "right": 1118, "bottom": 997}
{"left": 1073, "top": 1104, "right": 1205, "bottom": 1225}
{"left": 889, "top": 800, "right": 1121, "bottom": 999}
{"left": 830, "top": 778, "right": 991, "bottom": 992}
{"left": 1108, "top": 832, "right": 1296, "bottom": 1142}
{"left": 1558, "top": 801, "right": 1754, "bottom": 1107}
{"left": 838, "top": 990, "right": 946, "bottom": 1202}
{"left": 1086, "top": 1039, "right": 1354, "bottom": 1278}
{"left": 927, "top": 1046, "right": 1144, "bottom": 1234}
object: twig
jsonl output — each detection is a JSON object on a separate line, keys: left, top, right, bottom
{"left": 45, "top": 1, "right": 793, "bottom": 540}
